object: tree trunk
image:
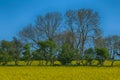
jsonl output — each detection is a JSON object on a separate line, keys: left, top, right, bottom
{"left": 111, "top": 60, "right": 114, "bottom": 67}
{"left": 14, "top": 58, "right": 18, "bottom": 65}
{"left": 45, "top": 60, "right": 48, "bottom": 65}
{"left": 111, "top": 53, "right": 115, "bottom": 66}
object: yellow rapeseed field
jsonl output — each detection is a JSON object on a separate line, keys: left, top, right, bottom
{"left": 0, "top": 66, "right": 120, "bottom": 80}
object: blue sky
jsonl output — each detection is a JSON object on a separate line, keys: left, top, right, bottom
{"left": 0, "top": 0, "right": 120, "bottom": 40}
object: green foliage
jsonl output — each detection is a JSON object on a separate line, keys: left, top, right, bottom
{"left": 32, "top": 50, "right": 41, "bottom": 60}
{"left": 38, "top": 40, "right": 57, "bottom": 65}
{"left": 23, "top": 44, "right": 31, "bottom": 60}
{"left": 38, "top": 40, "right": 57, "bottom": 50}
{"left": 58, "top": 43, "right": 77, "bottom": 65}
{"left": 32, "top": 48, "right": 48, "bottom": 65}
{"left": 0, "top": 40, "right": 12, "bottom": 65}
{"left": 84, "top": 48, "right": 95, "bottom": 65}
{"left": 95, "top": 48, "right": 109, "bottom": 65}
{"left": 22, "top": 44, "right": 31, "bottom": 65}
{"left": 2, "top": 52, "right": 12, "bottom": 65}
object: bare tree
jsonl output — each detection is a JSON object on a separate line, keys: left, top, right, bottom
{"left": 44, "top": 12, "right": 62, "bottom": 40}
{"left": 65, "top": 10, "right": 77, "bottom": 48}
{"left": 36, "top": 12, "right": 62, "bottom": 65}
{"left": 94, "top": 36, "right": 106, "bottom": 48}
{"left": 44, "top": 12, "right": 62, "bottom": 65}
{"left": 105, "top": 35, "right": 120, "bottom": 66}
{"left": 19, "top": 24, "right": 39, "bottom": 43}
{"left": 65, "top": 9, "right": 101, "bottom": 65}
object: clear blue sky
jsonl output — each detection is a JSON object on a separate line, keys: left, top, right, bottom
{"left": 0, "top": 0, "right": 120, "bottom": 40}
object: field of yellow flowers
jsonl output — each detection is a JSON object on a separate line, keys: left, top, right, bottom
{"left": 0, "top": 60, "right": 120, "bottom": 80}
{"left": 0, "top": 65, "right": 120, "bottom": 80}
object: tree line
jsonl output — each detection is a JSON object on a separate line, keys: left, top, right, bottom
{"left": 0, "top": 9, "right": 120, "bottom": 66}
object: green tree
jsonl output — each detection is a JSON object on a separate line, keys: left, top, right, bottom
{"left": 0, "top": 40, "right": 12, "bottom": 65}
{"left": 58, "top": 43, "right": 77, "bottom": 65}
{"left": 0, "top": 50, "right": 12, "bottom": 65}
{"left": 84, "top": 48, "right": 95, "bottom": 66}
{"left": 38, "top": 40, "right": 57, "bottom": 65}
{"left": 32, "top": 48, "right": 49, "bottom": 65}
{"left": 11, "top": 37, "right": 23, "bottom": 65}
{"left": 95, "top": 48, "right": 109, "bottom": 66}
{"left": 22, "top": 44, "right": 31, "bottom": 65}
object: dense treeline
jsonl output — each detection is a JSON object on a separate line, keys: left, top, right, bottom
{"left": 0, "top": 9, "right": 120, "bottom": 66}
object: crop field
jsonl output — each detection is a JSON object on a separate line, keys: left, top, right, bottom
{"left": 0, "top": 61, "right": 120, "bottom": 80}
{"left": 0, "top": 66, "right": 120, "bottom": 80}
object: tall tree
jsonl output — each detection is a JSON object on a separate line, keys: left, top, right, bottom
{"left": 11, "top": 37, "right": 23, "bottom": 65}
{"left": 37, "top": 12, "right": 62, "bottom": 65}
{"left": 65, "top": 9, "right": 101, "bottom": 64}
